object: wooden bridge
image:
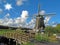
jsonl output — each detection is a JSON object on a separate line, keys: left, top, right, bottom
{"left": 0, "top": 30, "right": 35, "bottom": 44}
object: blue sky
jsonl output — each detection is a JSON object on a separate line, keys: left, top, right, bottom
{"left": 40, "top": 0, "right": 60, "bottom": 24}
{"left": 0, "top": 0, "right": 60, "bottom": 26}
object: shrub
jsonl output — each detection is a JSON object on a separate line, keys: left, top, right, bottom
{"left": 35, "top": 33, "right": 49, "bottom": 42}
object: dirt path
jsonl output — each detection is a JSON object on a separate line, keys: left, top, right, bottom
{"left": 30, "top": 39, "right": 60, "bottom": 45}
{"left": 34, "top": 42, "right": 60, "bottom": 45}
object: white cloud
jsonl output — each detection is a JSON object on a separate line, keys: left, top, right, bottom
{"left": 40, "top": 10, "right": 45, "bottom": 15}
{"left": 15, "top": 10, "right": 28, "bottom": 24}
{"left": 21, "top": 10, "right": 28, "bottom": 22}
{"left": 51, "top": 21, "right": 57, "bottom": 27}
{"left": 15, "top": 10, "right": 28, "bottom": 27}
{"left": 7, "top": 19, "right": 13, "bottom": 25}
{"left": 0, "top": 10, "right": 28, "bottom": 26}
{"left": 26, "top": 19, "right": 36, "bottom": 28}
{"left": 5, "top": 13, "right": 10, "bottom": 17}
{"left": 0, "top": 19, "right": 4, "bottom": 25}
{"left": 52, "top": 25, "right": 57, "bottom": 27}
{"left": 0, "top": 13, "right": 12, "bottom": 26}
{"left": 15, "top": 17, "right": 21, "bottom": 24}
{"left": 16, "top": 0, "right": 27, "bottom": 6}
{"left": 45, "top": 23, "right": 49, "bottom": 26}
{"left": 3, "top": 13, "right": 10, "bottom": 23}
{"left": 44, "top": 16, "right": 51, "bottom": 24}
{"left": 28, "top": 19, "right": 36, "bottom": 25}
{"left": 44, "top": 16, "right": 51, "bottom": 27}
{"left": 0, "top": 8, "right": 3, "bottom": 14}
{"left": 3, "top": 18, "right": 13, "bottom": 26}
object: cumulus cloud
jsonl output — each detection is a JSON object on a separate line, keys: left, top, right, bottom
{"left": 4, "top": 10, "right": 28, "bottom": 27}
{"left": 3, "top": 18, "right": 13, "bottom": 26}
{"left": 7, "top": 19, "right": 13, "bottom": 25}
{"left": 0, "top": 13, "right": 13, "bottom": 26}
{"left": 26, "top": 19, "right": 36, "bottom": 28}
{"left": 21, "top": 10, "right": 28, "bottom": 22}
{"left": 0, "top": 10, "right": 52, "bottom": 28}
{"left": 16, "top": 0, "right": 27, "bottom": 6}
{"left": 15, "top": 10, "right": 28, "bottom": 25}
{"left": 15, "top": 17, "right": 21, "bottom": 24}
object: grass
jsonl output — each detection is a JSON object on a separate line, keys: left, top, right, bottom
{"left": 35, "top": 33, "right": 49, "bottom": 42}
{"left": 0, "top": 29, "right": 15, "bottom": 35}
{"left": 35, "top": 33, "right": 58, "bottom": 43}
{"left": 21, "top": 42, "right": 34, "bottom": 45}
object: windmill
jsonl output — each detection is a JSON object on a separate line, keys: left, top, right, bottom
{"left": 27, "top": 1, "right": 55, "bottom": 32}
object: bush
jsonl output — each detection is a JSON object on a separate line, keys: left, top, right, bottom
{"left": 35, "top": 33, "right": 49, "bottom": 42}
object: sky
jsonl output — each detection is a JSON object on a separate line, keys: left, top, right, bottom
{"left": 0, "top": 0, "right": 60, "bottom": 28}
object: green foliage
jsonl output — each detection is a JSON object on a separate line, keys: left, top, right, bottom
{"left": 35, "top": 33, "right": 49, "bottom": 42}
{"left": 45, "top": 26, "right": 58, "bottom": 34}
{"left": 55, "top": 24, "right": 60, "bottom": 33}
{"left": 45, "top": 24, "right": 60, "bottom": 34}
{"left": 0, "top": 29, "right": 15, "bottom": 35}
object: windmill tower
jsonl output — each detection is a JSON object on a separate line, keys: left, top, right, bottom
{"left": 34, "top": 4, "right": 45, "bottom": 32}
